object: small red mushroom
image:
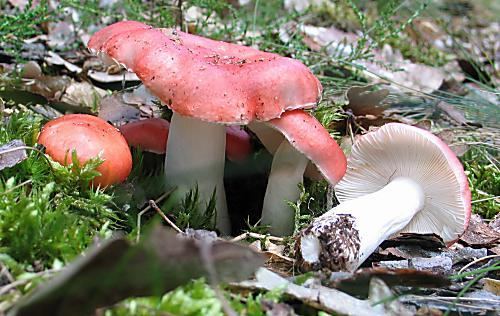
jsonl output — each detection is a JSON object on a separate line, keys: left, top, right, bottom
{"left": 118, "top": 118, "right": 170, "bottom": 155}
{"left": 225, "top": 126, "right": 252, "bottom": 162}
{"left": 118, "top": 118, "right": 252, "bottom": 161}
{"left": 38, "top": 114, "right": 132, "bottom": 187}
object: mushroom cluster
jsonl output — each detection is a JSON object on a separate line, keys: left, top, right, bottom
{"left": 88, "top": 21, "right": 347, "bottom": 234}
{"left": 297, "top": 123, "right": 472, "bottom": 272}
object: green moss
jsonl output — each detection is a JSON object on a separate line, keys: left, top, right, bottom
{"left": 461, "top": 147, "right": 499, "bottom": 219}
{"left": 0, "top": 111, "right": 119, "bottom": 266}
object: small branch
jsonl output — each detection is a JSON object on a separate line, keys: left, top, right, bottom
{"left": 0, "top": 269, "right": 60, "bottom": 296}
{"left": 231, "top": 232, "right": 284, "bottom": 243}
{"left": 148, "top": 200, "right": 183, "bottom": 234}
{"left": 457, "top": 254, "right": 500, "bottom": 275}
{"left": 136, "top": 189, "right": 175, "bottom": 243}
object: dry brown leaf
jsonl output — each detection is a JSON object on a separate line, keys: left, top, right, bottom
{"left": 235, "top": 268, "right": 388, "bottom": 316}
{"left": 435, "top": 101, "right": 469, "bottom": 126}
{"left": 460, "top": 214, "right": 500, "bottom": 247}
{"left": 359, "top": 45, "right": 445, "bottom": 93}
{"left": 11, "top": 225, "right": 264, "bottom": 316}
{"left": 483, "top": 278, "right": 500, "bottom": 296}
{"left": 330, "top": 267, "right": 451, "bottom": 298}
{"left": 47, "top": 21, "right": 75, "bottom": 50}
{"left": 346, "top": 85, "right": 390, "bottom": 116}
{"left": 59, "top": 81, "right": 106, "bottom": 110}
{"left": 45, "top": 51, "right": 82, "bottom": 74}
{"left": 98, "top": 94, "right": 140, "bottom": 124}
{"left": 87, "top": 70, "right": 140, "bottom": 83}
{"left": 0, "top": 140, "right": 28, "bottom": 171}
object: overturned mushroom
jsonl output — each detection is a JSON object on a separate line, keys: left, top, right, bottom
{"left": 88, "top": 21, "right": 345, "bottom": 234}
{"left": 297, "top": 123, "right": 471, "bottom": 272}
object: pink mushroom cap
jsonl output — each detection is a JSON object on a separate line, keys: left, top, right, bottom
{"left": 335, "top": 123, "right": 471, "bottom": 244}
{"left": 87, "top": 21, "right": 322, "bottom": 124}
{"left": 268, "top": 110, "right": 347, "bottom": 186}
{"left": 118, "top": 118, "right": 252, "bottom": 161}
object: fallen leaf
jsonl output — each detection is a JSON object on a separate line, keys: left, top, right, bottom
{"left": 234, "top": 268, "right": 392, "bottom": 316}
{"left": 330, "top": 267, "right": 451, "bottom": 298}
{"left": 368, "top": 277, "right": 414, "bottom": 316}
{"left": 59, "top": 81, "right": 106, "bottom": 111}
{"left": 10, "top": 225, "right": 264, "bottom": 316}
{"left": 98, "top": 94, "right": 140, "bottom": 124}
{"left": 435, "top": 101, "right": 470, "bottom": 126}
{"left": 301, "top": 24, "right": 358, "bottom": 56}
{"left": 359, "top": 45, "right": 445, "bottom": 94}
{"left": 21, "top": 61, "right": 42, "bottom": 79}
{"left": 483, "top": 278, "right": 500, "bottom": 296}
{"left": 122, "top": 85, "right": 158, "bottom": 106}
{"left": 0, "top": 140, "right": 28, "bottom": 171}
{"left": 24, "top": 75, "right": 70, "bottom": 100}
{"left": 460, "top": 214, "right": 500, "bottom": 248}
{"left": 44, "top": 52, "right": 82, "bottom": 74}
{"left": 87, "top": 70, "right": 140, "bottom": 83}
{"left": 47, "top": 22, "right": 75, "bottom": 50}
{"left": 346, "top": 85, "right": 390, "bottom": 116}
{"left": 381, "top": 233, "right": 446, "bottom": 250}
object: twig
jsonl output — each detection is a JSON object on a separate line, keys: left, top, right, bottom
{"left": 472, "top": 196, "right": 499, "bottom": 204}
{"left": 177, "top": 0, "right": 183, "bottom": 29}
{"left": 251, "top": 0, "right": 260, "bottom": 46}
{"left": 0, "top": 269, "right": 60, "bottom": 296}
{"left": 457, "top": 254, "right": 500, "bottom": 275}
{"left": 0, "top": 264, "right": 14, "bottom": 284}
{"left": 149, "top": 200, "right": 183, "bottom": 234}
{"left": 410, "top": 296, "right": 500, "bottom": 303}
{"left": 231, "top": 232, "right": 284, "bottom": 243}
{"left": 0, "top": 179, "right": 32, "bottom": 195}
{"left": 136, "top": 189, "right": 175, "bottom": 243}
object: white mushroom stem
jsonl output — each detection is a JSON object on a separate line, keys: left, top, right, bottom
{"left": 299, "top": 177, "right": 425, "bottom": 272}
{"left": 165, "top": 113, "right": 230, "bottom": 234}
{"left": 261, "top": 139, "right": 309, "bottom": 236}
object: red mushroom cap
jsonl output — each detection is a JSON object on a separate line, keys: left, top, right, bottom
{"left": 88, "top": 21, "right": 322, "bottom": 124}
{"left": 38, "top": 114, "right": 132, "bottom": 187}
{"left": 225, "top": 126, "right": 252, "bottom": 161}
{"left": 267, "top": 110, "right": 347, "bottom": 185}
{"left": 118, "top": 118, "right": 253, "bottom": 161}
{"left": 119, "top": 118, "right": 170, "bottom": 154}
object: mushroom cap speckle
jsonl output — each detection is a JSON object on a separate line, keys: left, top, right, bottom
{"left": 335, "top": 123, "right": 471, "bottom": 243}
{"left": 38, "top": 114, "right": 132, "bottom": 187}
{"left": 87, "top": 21, "right": 322, "bottom": 124}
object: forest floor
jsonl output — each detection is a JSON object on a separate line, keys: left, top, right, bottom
{"left": 0, "top": 0, "right": 499, "bottom": 315}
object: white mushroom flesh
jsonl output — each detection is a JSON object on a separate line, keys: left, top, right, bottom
{"left": 261, "top": 139, "right": 309, "bottom": 236}
{"left": 165, "top": 113, "right": 230, "bottom": 234}
{"left": 298, "top": 123, "right": 470, "bottom": 271}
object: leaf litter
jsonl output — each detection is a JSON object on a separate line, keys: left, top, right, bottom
{"left": 0, "top": 0, "right": 499, "bottom": 315}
